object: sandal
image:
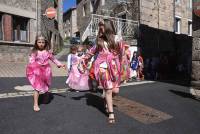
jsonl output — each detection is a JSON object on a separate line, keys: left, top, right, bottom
{"left": 108, "top": 112, "right": 115, "bottom": 124}
{"left": 33, "top": 106, "right": 40, "bottom": 112}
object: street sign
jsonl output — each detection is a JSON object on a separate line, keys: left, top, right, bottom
{"left": 45, "top": 7, "right": 56, "bottom": 19}
{"left": 194, "top": 1, "right": 200, "bottom": 17}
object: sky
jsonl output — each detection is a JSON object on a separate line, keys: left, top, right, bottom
{"left": 63, "top": 0, "right": 76, "bottom": 12}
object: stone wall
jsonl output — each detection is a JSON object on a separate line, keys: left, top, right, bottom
{"left": 140, "top": 0, "right": 192, "bottom": 34}
{"left": 63, "top": 8, "right": 78, "bottom": 38}
{"left": 0, "top": 43, "right": 32, "bottom": 62}
{"left": 0, "top": 0, "right": 36, "bottom": 19}
{"left": 175, "top": 0, "right": 192, "bottom": 35}
{"left": 191, "top": 13, "right": 200, "bottom": 85}
{"left": 0, "top": 0, "right": 64, "bottom": 62}
{"left": 0, "top": 0, "right": 36, "bottom": 12}
{"left": 112, "top": 0, "right": 139, "bottom": 21}
{"left": 139, "top": 0, "right": 192, "bottom": 79}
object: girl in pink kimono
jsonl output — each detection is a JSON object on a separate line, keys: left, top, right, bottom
{"left": 83, "top": 20, "right": 123, "bottom": 124}
{"left": 26, "top": 35, "right": 65, "bottom": 112}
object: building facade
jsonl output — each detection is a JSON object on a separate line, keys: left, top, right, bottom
{"left": 76, "top": 0, "right": 118, "bottom": 38}
{"left": 63, "top": 7, "right": 79, "bottom": 38}
{"left": 0, "top": 0, "right": 64, "bottom": 62}
{"left": 139, "top": 0, "right": 192, "bottom": 56}
{"left": 138, "top": 0, "right": 192, "bottom": 82}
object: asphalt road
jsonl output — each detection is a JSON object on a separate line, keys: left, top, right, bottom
{"left": 0, "top": 81, "right": 200, "bottom": 134}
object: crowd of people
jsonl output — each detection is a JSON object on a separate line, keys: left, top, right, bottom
{"left": 26, "top": 19, "right": 145, "bottom": 124}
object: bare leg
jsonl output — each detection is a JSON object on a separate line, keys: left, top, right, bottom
{"left": 112, "top": 87, "right": 119, "bottom": 94}
{"left": 33, "top": 90, "right": 40, "bottom": 112}
{"left": 105, "top": 89, "right": 115, "bottom": 123}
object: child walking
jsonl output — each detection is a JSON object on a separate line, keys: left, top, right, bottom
{"left": 130, "top": 51, "right": 139, "bottom": 80}
{"left": 26, "top": 35, "right": 65, "bottom": 112}
{"left": 66, "top": 45, "right": 90, "bottom": 91}
{"left": 83, "top": 20, "right": 123, "bottom": 124}
{"left": 67, "top": 45, "right": 77, "bottom": 76}
{"left": 120, "top": 42, "right": 131, "bottom": 83}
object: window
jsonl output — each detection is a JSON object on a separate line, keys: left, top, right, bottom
{"left": 188, "top": 21, "right": 192, "bottom": 36}
{"left": 101, "top": 0, "right": 105, "bottom": 6}
{"left": 13, "top": 16, "right": 29, "bottom": 42}
{"left": 175, "top": 17, "right": 181, "bottom": 34}
{"left": 175, "top": 0, "right": 180, "bottom": 3}
{"left": 0, "top": 14, "right": 2, "bottom": 40}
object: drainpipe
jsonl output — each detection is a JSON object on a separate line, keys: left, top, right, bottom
{"left": 36, "top": 0, "right": 38, "bottom": 35}
{"left": 138, "top": 0, "right": 140, "bottom": 24}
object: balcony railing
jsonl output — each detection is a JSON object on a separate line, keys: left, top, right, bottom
{"left": 82, "top": 14, "right": 139, "bottom": 42}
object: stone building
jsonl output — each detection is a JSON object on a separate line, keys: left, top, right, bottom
{"left": 63, "top": 7, "right": 79, "bottom": 38}
{"left": 76, "top": 0, "right": 117, "bottom": 38}
{"left": 191, "top": 1, "right": 200, "bottom": 90}
{"left": 0, "top": 0, "right": 64, "bottom": 62}
{"left": 138, "top": 0, "right": 192, "bottom": 82}
{"left": 113, "top": 0, "right": 192, "bottom": 55}
{"left": 76, "top": 0, "right": 138, "bottom": 45}
{"left": 139, "top": 0, "right": 192, "bottom": 57}
{"left": 109, "top": 0, "right": 193, "bottom": 80}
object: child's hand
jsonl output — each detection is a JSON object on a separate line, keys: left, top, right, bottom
{"left": 58, "top": 64, "right": 66, "bottom": 69}
{"left": 61, "top": 64, "right": 66, "bottom": 69}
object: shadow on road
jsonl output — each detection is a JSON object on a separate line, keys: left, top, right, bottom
{"left": 169, "top": 90, "right": 200, "bottom": 102}
{"left": 71, "top": 93, "right": 108, "bottom": 116}
{"left": 38, "top": 92, "right": 66, "bottom": 105}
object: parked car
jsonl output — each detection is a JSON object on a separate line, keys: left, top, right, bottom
{"left": 70, "top": 37, "right": 80, "bottom": 44}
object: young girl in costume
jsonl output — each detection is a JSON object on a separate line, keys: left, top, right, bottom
{"left": 26, "top": 35, "right": 65, "bottom": 112}
{"left": 83, "top": 20, "right": 124, "bottom": 124}
{"left": 67, "top": 45, "right": 78, "bottom": 76}
{"left": 66, "top": 45, "right": 90, "bottom": 91}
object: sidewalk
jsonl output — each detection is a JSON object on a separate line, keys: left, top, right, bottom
{"left": 0, "top": 45, "right": 70, "bottom": 78}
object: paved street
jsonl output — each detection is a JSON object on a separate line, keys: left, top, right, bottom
{"left": 0, "top": 48, "right": 200, "bottom": 134}
{"left": 0, "top": 80, "right": 200, "bottom": 134}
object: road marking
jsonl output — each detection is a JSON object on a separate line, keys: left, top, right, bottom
{"left": 14, "top": 85, "right": 34, "bottom": 91}
{"left": 0, "top": 89, "right": 67, "bottom": 99}
{"left": 0, "top": 81, "right": 154, "bottom": 99}
{"left": 114, "top": 96, "right": 173, "bottom": 124}
{"left": 121, "top": 80, "right": 155, "bottom": 87}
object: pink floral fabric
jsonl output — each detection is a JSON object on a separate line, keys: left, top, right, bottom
{"left": 84, "top": 41, "right": 121, "bottom": 90}
{"left": 66, "top": 54, "right": 90, "bottom": 91}
{"left": 26, "top": 50, "right": 62, "bottom": 93}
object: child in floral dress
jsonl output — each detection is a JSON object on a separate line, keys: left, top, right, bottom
{"left": 26, "top": 35, "right": 65, "bottom": 112}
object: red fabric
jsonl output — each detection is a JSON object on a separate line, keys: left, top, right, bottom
{"left": 89, "top": 62, "right": 95, "bottom": 80}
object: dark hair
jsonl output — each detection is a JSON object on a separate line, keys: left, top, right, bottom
{"left": 97, "top": 21, "right": 104, "bottom": 38}
{"left": 98, "top": 21, "right": 104, "bottom": 27}
{"left": 32, "top": 35, "right": 50, "bottom": 53}
{"left": 70, "top": 45, "right": 77, "bottom": 54}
